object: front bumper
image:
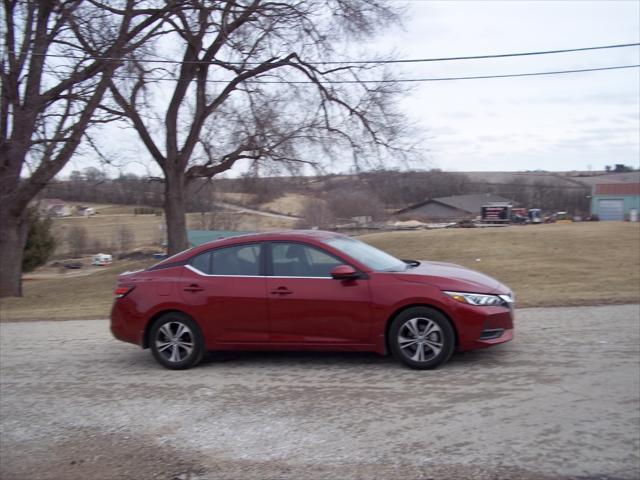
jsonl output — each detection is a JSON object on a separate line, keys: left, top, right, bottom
{"left": 449, "top": 301, "right": 515, "bottom": 351}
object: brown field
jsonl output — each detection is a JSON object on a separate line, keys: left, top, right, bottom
{"left": 1, "top": 222, "right": 638, "bottom": 321}
{"left": 50, "top": 210, "right": 295, "bottom": 256}
{"left": 0, "top": 260, "right": 155, "bottom": 322}
{"left": 51, "top": 214, "right": 164, "bottom": 256}
{"left": 186, "top": 211, "right": 296, "bottom": 232}
{"left": 261, "top": 194, "right": 308, "bottom": 216}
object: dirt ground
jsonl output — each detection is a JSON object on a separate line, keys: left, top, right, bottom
{"left": 1, "top": 304, "right": 638, "bottom": 480}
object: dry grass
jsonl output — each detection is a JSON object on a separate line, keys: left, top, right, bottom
{"left": 51, "top": 211, "right": 295, "bottom": 256}
{"left": 261, "top": 194, "right": 308, "bottom": 216}
{"left": 186, "top": 212, "right": 296, "bottom": 231}
{"left": 215, "top": 192, "right": 256, "bottom": 205}
{"left": 360, "top": 222, "right": 640, "bottom": 308}
{"left": 0, "top": 260, "right": 154, "bottom": 322}
{"left": 2, "top": 222, "right": 638, "bottom": 321}
{"left": 51, "top": 214, "right": 164, "bottom": 256}
{"left": 80, "top": 203, "right": 149, "bottom": 215}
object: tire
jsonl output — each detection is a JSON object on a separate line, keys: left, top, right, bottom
{"left": 389, "top": 307, "right": 455, "bottom": 370}
{"left": 149, "top": 312, "right": 204, "bottom": 370}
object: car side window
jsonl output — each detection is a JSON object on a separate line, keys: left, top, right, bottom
{"left": 189, "top": 251, "right": 212, "bottom": 274}
{"left": 212, "top": 244, "right": 261, "bottom": 276}
{"left": 189, "top": 244, "right": 261, "bottom": 276}
{"left": 271, "top": 243, "right": 343, "bottom": 278}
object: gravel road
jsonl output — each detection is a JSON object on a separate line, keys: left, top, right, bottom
{"left": 1, "top": 304, "right": 639, "bottom": 480}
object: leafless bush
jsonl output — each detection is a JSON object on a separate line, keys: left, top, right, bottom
{"left": 194, "top": 210, "right": 240, "bottom": 231}
{"left": 326, "top": 191, "right": 386, "bottom": 221}
{"left": 297, "top": 200, "right": 335, "bottom": 229}
{"left": 67, "top": 226, "right": 88, "bottom": 258}
{"left": 239, "top": 175, "right": 280, "bottom": 207}
{"left": 91, "top": 239, "right": 103, "bottom": 253}
{"left": 115, "top": 225, "right": 135, "bottom": 253}
{"left": 207, "top": 211, "right": 240, "bottom": 231}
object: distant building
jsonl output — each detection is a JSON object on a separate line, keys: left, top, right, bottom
{"left": 396, "top": 193, "right": 514, "bottom": 220}
{"left": 39, "top": 198, "right": 71, "bottom": 217}
{"left": 186, "top": 230, "right": 253, "bottom": 247}
{"left": 591, "top": 183, "right": 640, "bottom": 221}
{"left": 76, "top": 205, "right": 96, "bottom": 216}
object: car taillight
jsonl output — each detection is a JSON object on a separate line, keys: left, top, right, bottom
{"left": 114, "top": 286, "right": 135, "bottom": 298}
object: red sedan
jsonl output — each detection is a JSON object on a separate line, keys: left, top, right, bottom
{"left": 111, "top": 230, "right": 514, "bottom": 369}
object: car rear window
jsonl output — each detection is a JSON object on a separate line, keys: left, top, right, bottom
{"left": 189, "top": 244, "right": 261, "bottom": 276}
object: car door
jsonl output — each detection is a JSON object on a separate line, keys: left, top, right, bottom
{"left": 180, "top": 242, "right": 268, "bottom": 345}
{"left": 266, "top": 242, "right": 372, "bottom": 344}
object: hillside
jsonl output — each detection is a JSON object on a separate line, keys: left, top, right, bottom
{"left": 47, "top": 203, "right": 297, "bottom": 257}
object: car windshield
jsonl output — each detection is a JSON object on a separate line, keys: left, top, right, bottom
{"left": 323, "top": 237, "right": 408, "bottom": 272}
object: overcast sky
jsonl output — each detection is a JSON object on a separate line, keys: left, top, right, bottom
{"left": 61, "top": 0, "right": 640, "bottom": 177}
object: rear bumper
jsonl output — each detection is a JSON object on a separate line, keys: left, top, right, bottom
{"left": 110, "top": 301, "right": 144, "bottom": 347}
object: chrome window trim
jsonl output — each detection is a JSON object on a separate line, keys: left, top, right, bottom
{"left": 270, "top": 275, "right": 333, "bottom": 280}
{"left": 184, "top": 264, "right": 261, "bottom": 278}
{"left": 184, "top": 264, "right": 333, "bottom": 279}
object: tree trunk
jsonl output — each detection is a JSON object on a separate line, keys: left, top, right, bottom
{"left": 0, "top": 208, "right": 29, "bottom": 297}
{"left": 164, "top": 169, "right": 189, "bottom": 255}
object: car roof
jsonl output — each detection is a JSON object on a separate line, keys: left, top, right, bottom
{"left": 206, "top": 229, "right": 345, "bottom": 244}
{"left": 152, "top": 230, "right": 349, "bottom": 268}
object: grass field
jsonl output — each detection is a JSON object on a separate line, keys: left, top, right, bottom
{"left": 51, "top": 214, "right": 164, "bottom": 256}
{"left": 1, "top": 222, "right": 638, "bottom": 321}
{"left": 50, "top": 210, "right": 295, "bottom": 257}
{"left": 0, "top": 260, "right": 155, "bottom": 322}
{"left": 261, "top": 194, "right": 309, "bottom": 216}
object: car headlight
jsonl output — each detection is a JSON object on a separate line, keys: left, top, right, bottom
{"left": 444, "top": 291, "right": 513, "bottom": 306}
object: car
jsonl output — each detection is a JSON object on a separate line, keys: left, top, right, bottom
{"left": 91, "top": 253, "right": 113, "bottom": 266}
{"left": 63, "top": 261, "right": 83, "bottom": 269}
{"left": 111, "top": 230, "right": 514, "bottom": 370}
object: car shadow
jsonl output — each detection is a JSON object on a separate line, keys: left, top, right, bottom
{"left": 114, "top": 343, "right": 511, "bottom": 371}
{"left": 200, "top": 350, "right": 393, "bottom": 367}
{"left": 194, "top": 346, "right": 509, "bottom": 369}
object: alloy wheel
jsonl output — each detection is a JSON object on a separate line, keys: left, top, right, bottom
{"left": 397, "top": 317, "right": 444, "bottom": 363}
{"left": 155, "top": 321, "right": 194, "bottom": 364}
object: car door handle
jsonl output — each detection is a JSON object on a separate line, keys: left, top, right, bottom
{"left": 270, "top": 287, "right": 293, "bottom": 295}
{"left": 183, "top": 284, "right": 204, "bottom": 292}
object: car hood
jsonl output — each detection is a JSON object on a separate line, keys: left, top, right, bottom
{"left": 392, "top": 261, "right": 509, "bottom": 294}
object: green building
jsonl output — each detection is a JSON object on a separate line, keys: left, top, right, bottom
{"left": 591, "top": 183, "right": 640, "bottom": 221}
{"left": 186, "top": 230, "right": 254, "bottom": 247}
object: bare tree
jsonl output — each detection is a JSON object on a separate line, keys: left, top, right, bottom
{"left": 205, "top": 209, "right": 240, "bottom": 231}
{"left": 326, "top": 190, "right": 385, "bottom": 221}
{"left": 108, "top": 1, "right": 409, "bottom": 255}
{"left": 360, "top": 170, "right": 471, "bottom": 208}
{"left": 297, "top": 199, "right": 334, "bottom": 229}
{"left": 91, "top": 238, "right": 104, "bottom": 253}
{"left": 0, "top": 1, "right": 177, "bottom": 296}
{"left": 67, "top": 225, "right": 87, "bottom": 258}
{"left": 115, "top": 224, "right": 135, "bottom": 253}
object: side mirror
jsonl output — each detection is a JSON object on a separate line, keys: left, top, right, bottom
{"left": 330, "top": 264, "right": 359, "bottom": 280}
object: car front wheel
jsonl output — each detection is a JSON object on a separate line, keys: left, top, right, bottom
{"left": 389, "top": 307, "right": 455, "bottom": 370}
{"left": 150, "top": 313, "right": 204, "bottom": 370}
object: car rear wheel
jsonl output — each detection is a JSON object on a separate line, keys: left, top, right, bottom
{"left": 150, "top": 313, "right": 204, "bottom": 370}
{"left": 389, "top": 307, "right": 455, "bottom": 370}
